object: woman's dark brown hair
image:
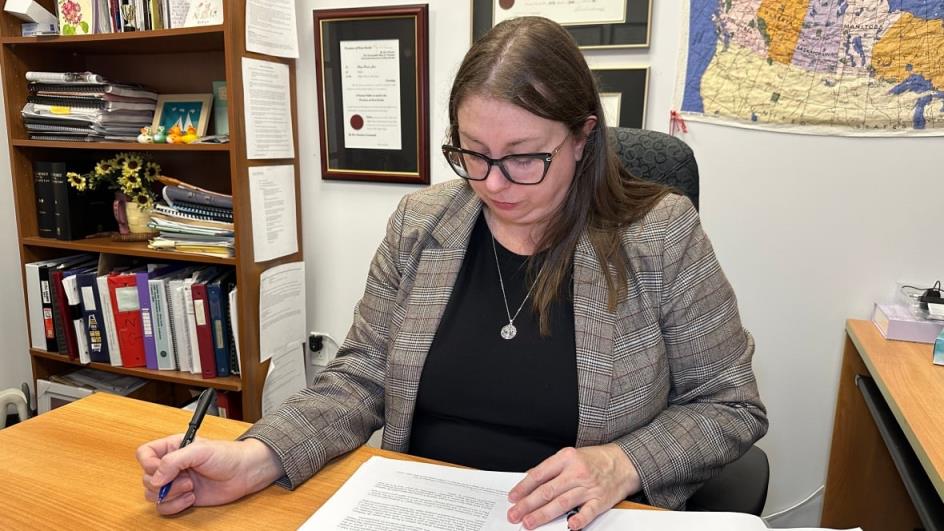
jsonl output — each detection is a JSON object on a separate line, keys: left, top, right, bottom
{"left": 448, "top": 16, "right": 671, "bottom": 333}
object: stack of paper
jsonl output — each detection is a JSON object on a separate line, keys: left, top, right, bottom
{"left": 21, "top": 71, "right": 157, "bottom": 142}
{"left": 147, "top": 179, "right": 235, "bottom": 258}
{"left": 302, "top": 457, "right": 862, "bottom": 531}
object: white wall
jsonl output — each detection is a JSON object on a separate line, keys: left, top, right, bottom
{"left": 0, "top": 82, "right": 31, "bottom": 394}
{"left": 308, "top": 0, "right": 942, "bottom": 521}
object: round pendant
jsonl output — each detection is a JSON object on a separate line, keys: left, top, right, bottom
{"left": 501, "top": 323, "right": 517, "bottom": 340}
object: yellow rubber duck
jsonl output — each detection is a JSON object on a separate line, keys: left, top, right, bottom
{"left": 166, "top": 124, "right": 182, "bottom": 144}
{"left": 181, "top": 125, "right": 199, "bottom": 144}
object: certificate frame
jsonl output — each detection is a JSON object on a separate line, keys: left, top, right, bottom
{"left": 470, "top": 0, "right": 651, "bottom": 49}
{"left": 592, "top": 66, "right": 649, "bottom": 129}
{"left": 314, "top": 5, "right": 430, "bottom": 185}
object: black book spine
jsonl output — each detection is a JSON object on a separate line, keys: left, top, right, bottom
{"left": 50, "top": 162, "right": 73, "bottom": 240}
{"left": 33, "top": 161, "right": 56, "bottom": 238}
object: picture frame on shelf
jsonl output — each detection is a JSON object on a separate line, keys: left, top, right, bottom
{"left": 313, "top": 5, "right": 430, "bottom": 185}
{"left": 592, "top": 66, "right": 649, "bottom": 129}
{"left": 151, "top": 94, "right": 214, "bottom": 137}
{"left": 471, "top": 0, "right": 651, "bottom": 49}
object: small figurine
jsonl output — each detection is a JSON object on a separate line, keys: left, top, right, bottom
{"left": 181, "top": 125, "right": 199, "bottom": 144}
{"left": 152, "top": 125, "right": 167, "bottom": 144}
{"left": 166, "top": 124, "right": 182, "bottom": 144}
{"left": 136, "top": 126, "right": 153, "bottom": 144}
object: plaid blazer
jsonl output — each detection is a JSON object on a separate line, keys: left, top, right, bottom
{"left": 245, "top": 179, "right": 767, "bottom": 510}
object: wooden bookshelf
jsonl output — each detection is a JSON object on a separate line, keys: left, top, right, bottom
{"left": 0, "top": 1, "right": 302, "bottom": 422}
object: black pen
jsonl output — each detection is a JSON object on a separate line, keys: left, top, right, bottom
{"left": 157, "top": 387, "right": 216, "bottom": 503}
{"left": 565, "top": 506, "right": 581, "bottom": 530}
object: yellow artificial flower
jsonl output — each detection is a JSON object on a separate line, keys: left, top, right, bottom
{"left": 133, "top": 192, "right": 152, "bottom": 207}
{"left": 94, "top": 160, "right": 113, "bottom": 176}
{"left": 66, "top": 171, "right": 86, "bottom": 191}
{"left": 122, "top": 154, "right": 144, "bottom": 177}
{"left": 143, "top": 162, "right": 161, "bottom": 180}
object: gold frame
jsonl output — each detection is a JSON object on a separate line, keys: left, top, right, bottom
{"left": 469, "top": 0, "right": 652, "bottom": 49}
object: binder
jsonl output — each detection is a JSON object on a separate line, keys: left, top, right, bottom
{"left": 136, "top": 270, "right": 159, "bottom": 369}
{"left": 206, "top": 272, "right": 231, "bottom": 377}
{"left": 25, "top": 259, "right": 60, "bottom": 350}
{"left": 169, "top": 278, "right": 193, "bottom": 372}
{"left": 190, "top": 281, "right": 216, "bottom": 379}
{"left": 62, "top": 272, "right": 92, "bottom": 364}
{"left": 149, "top": 276, "right": 176, "bottom": 370}
{"left": 97, "top": 273, "right": 123, "bottom": 366}
{"left": 77, "top": 271, "right": 109, "bottom": 363}
{"left": 108, "top": 273, "right": 146, "bottom": 367}
{"left": 51, "top": 268, "right": 78, "bottom": 359}
{"left": 182, "top": 279, "right": 202, "bottom": 375}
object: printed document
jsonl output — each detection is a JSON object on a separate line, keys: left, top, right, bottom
{"left": 249, "top": 165, "right": 298, "bottom": 263}
{"left": 242, "top": 58, "right": 295, "bottom": 159}
{"left": 246, "top": 0, "right": 299, "bottom": 58}
{"left": 339, "top": 39, "right": 402, "bottom": 150}
{"left": 302, "top": 457, "right": 863, "bottom": 531}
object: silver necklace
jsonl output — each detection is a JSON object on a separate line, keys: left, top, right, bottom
{"left": 491, "top": 235, "right": 541, "bottom": 340}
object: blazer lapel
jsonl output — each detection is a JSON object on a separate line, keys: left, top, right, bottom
{"left": 383, "top": 186, "right": 482, "bottom": 452}
{"left": 572, "top": 232, "right": 617, "bottom": 447}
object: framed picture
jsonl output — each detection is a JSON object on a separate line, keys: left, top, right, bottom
{"left": 314, "top": 5, "right": 430, "bottom": 184}
{"left": 593, "top": 66, "right": 649, "bottom": 129}
{"left": 471, "top": 0, "right": 651, "bottom": 49}
{"left": 151, "top": 94, "right": 213, "bottom": 137}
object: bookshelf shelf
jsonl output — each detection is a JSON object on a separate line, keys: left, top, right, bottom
{"left": 22, "top": 236, "right": 237, "bottom": 265}
{"left": 11, "top": 139, "right": 231, "bottom": 151}
{"left": 2, "top": 1, "right": 301, "bottom": 422}
{"left": 0, "top": 26, "right": 225, "bottom": 53}
{"left": 30, "top": 349, "right": 242, "bottom": 391}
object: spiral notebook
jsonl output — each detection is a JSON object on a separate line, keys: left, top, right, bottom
{"left": 28, "top": 82, "right": 158, "bottom": 100}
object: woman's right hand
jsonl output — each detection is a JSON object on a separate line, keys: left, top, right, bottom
{"left": 136, "top": 435, "right": 284, "bottom": 515}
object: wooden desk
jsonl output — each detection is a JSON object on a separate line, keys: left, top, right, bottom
{"left": 0, "top": 393, "right": 645, "bottom": 529}
{"left": 822, "top": 319, "right": 944, "bottom": 530}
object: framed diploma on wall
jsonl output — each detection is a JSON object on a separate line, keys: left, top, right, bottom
{"left": 314, "top": 5, "right": 430, "bottom": 184}
{"left": 593, "top": 66, "right": 649, "bottom": 129}
{"left": 471, "top": 0, "right": 651, "bottom": 49}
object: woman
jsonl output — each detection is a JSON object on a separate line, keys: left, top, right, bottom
{"left": 138, "top": 17, "right": 767, "bottom": 530}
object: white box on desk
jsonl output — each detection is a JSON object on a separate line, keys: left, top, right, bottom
{"left": 872, "top": 303, "right": 944, "bottom": 344}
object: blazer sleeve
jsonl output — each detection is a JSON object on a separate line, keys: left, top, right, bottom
{"left": 240, "top": 195, "right": 410, "bottom": 489}
{"left": 615, "top": 195, "right": 768, "bottom": 509}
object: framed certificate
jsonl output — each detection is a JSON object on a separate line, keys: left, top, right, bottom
{"left": 471, "top": 0, "right": 651, "bottom": 49}
{"left": 593, "top": 66, "right": 649, "bottom": 129}
{"left": 314, "top": 5, "right": 430, "bottom": 184}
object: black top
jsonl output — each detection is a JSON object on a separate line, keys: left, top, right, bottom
{"left": 409, "top": 213, "right": 579, "bottom": 472}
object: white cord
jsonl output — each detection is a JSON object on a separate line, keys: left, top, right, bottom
{"left": 761, "top": 485, "right": 824, "bottom": 522}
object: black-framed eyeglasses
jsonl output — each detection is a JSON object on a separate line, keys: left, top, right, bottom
{"left": 441, "top": 136, "right": 568, "bottom": 185}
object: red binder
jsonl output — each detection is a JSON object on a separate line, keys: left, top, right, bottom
{"left": 107, "top": 273, "right": 146, "bottom": 367}
{"left": 51, "top": 269, "right": 78, "bottom": 360}
{"left": 190, "top": 282, "right": 217, "bottom": 379}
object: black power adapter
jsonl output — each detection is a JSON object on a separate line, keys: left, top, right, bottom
{"left": 919, "top": 281, "right": 944, "bottom": 310}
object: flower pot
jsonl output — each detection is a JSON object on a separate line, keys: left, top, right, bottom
{"left": 112, "top": 192, "right": 154, "bottom": 239}
{"left": 125, "top": 202, "right": 152, "bottom": 233}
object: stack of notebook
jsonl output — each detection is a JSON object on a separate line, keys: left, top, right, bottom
{"left": 21, "top": 71, "right": 157, "bottom": 142}
{"left": 148, "top": 178, "right": 235, "bottom": 258}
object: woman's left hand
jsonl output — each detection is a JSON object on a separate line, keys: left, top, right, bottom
{"left": 506, "top": 444, "right": 641, "bottom": 530}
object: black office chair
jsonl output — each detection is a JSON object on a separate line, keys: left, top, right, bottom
{"left": 609, "top": 127, "right": 700, "bottom": 210}
{"left": 609, "top": 127, "right": 769, "bottom": 515}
